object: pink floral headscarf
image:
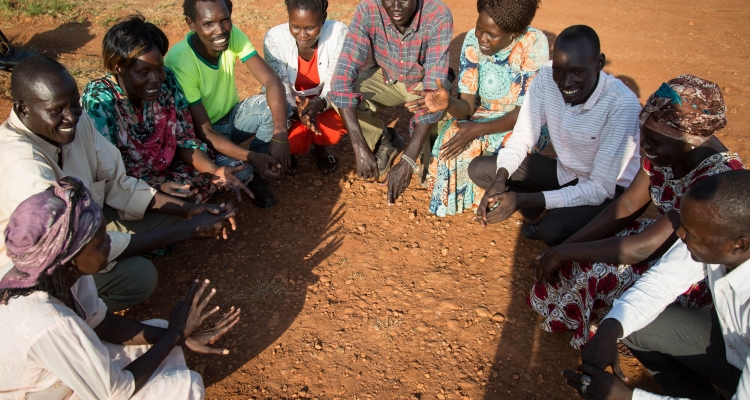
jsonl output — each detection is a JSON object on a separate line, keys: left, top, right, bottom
{"left": 1, "top": 177, "right": 102, "bottom": 291}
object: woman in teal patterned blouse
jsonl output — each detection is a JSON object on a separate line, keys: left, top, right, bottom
{"left": 408, "top": 0, "right": 549, "bottom": 217}
{"left": 82, "top": 15, "right": 252, "bottom": 203}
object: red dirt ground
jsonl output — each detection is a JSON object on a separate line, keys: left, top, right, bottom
{"left": 1, "top": 0, "right": 748, "bottom": 398}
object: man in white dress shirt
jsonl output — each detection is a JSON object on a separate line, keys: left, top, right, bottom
{"left": 468, "top": 25, "right": 641, "bottom": 246}
{"left": 564, "top": 170, "right": 750, "bottom": 399}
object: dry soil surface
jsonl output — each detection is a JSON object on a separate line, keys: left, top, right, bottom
{"left": 1, "top": 0, "right": 749, "bottom": 398}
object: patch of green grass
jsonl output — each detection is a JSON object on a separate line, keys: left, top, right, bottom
{"left": 0, "top": 0, "right": 81, "bottom": 19}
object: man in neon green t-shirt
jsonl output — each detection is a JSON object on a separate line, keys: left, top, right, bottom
{"left": 165, "top": 0, "right": 290, "bottom": 209}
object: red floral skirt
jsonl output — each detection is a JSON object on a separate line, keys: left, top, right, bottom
{"left": 527, "top": 218, "right": 713, "bottom": 349}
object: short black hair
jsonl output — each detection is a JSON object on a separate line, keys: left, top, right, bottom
{"left": 10, "top": 55, "right": 70, "bottom": 102}
{"left": 555, "top": 25, "right": 601, "bottom": 56}
{"left": 102, "top": 14, "right": 169, "bottom": 73}
{"left": 183, "top": 0, "right": 233, "bottom": 21}
{"left": 477, "top": 0, "right": 540, "bottom": 35}
{"left": 685, "top": 169, "right": 750, "bottom": 239}
{"left": 285, "top": 0, "right": 328, "bottom": 18}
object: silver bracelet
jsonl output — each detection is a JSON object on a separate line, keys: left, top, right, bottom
{"left": 400, "top": 154, "right": 419, "bottom": 173}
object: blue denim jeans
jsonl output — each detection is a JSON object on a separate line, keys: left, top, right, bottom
{"left": 212, "top": 94, "right": 277, "bottom": 181}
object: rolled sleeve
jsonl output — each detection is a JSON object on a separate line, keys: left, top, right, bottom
{"left": 413, "top": 13, "right": 452, "bottom": 126}
{"left": 330, "top": 2, "right": 370, "bottom": 109}
{"left": 541, "top": 99, "right": 641, "bottom": 209}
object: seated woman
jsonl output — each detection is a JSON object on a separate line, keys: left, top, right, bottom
{"left": 263, "top": 0, "right": 348, "bottom": 175}
{"left": 407, "top": 0, "right": 549, "bottom": 217}
{"left": 0, "top": 177, "right": 240, "bottom": 399}
{"left": 528, "top": 75, "right": 743, "bottom": 349}
{"left": 82, "top": 15, "right": 253, "bottom": 204}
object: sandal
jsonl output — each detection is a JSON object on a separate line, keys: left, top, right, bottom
{"left": 0, "top": 30, "right": 36, "bottom": 72}
{"left": 617, "top": 340, "right": 635, "bottom": 358}
{"left": 317, "top": 154, "right": 338, "bottom": 175}
{"left": 286, "top": 155, "right": 300, "bottom": 176}
{"left": 314, "top": 145, "right": 338, "bottom": 175}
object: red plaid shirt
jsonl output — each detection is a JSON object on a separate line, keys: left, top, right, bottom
{"left": 330, "top": 0, "right": 453, "bottom": 126}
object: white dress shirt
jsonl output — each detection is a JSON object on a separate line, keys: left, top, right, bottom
{"left": 496, "top": 61, "right": 642, "bottom": 209}
{"left": 605, "top": 240, "right": 750, "bottom": 399}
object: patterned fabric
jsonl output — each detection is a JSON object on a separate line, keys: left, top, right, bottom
{"left": 330, "top": 0, "right": 453, "bottom": 126}
{"left": 427, "top": 27, "right": 548, "bottom": 217}
{"left": 640, "top": 74, "right": 727, "bottom": 146}
{"left": 1, "top": 178, "right": 101, "bottom": 292}
{"left": 528, "top": 152, "right": 744, "bottom": 349}
{"left": 82, "top": 69, "right": 216, "bottom": 203}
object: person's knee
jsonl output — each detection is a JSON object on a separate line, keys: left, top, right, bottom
{"left": 538, "top": 215, "right": 570, "bottom": 247}
{"left": 102, "top": 258, "right": 158, "bottom": 310}
{"left": 468, "top": 157, "right": 494, "bottom": 188}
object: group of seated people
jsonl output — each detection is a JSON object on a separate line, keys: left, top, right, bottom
{"left": 0, "top": 0, "right": 747, "bottom": 398}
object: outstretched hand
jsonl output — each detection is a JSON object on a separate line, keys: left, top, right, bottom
{"left": 531, "top": 248, "right": 565, "bottom": 285}
{"left": 405, "top": 79, "right": 450, "bottom": 114}
{"left": 209, "top": 164, "right": 254, "bottom": 203}
{"left": 439, "top": 120, "right": 482, "bottom": 160}
{"left": 186, "top": 203, "right": 238, "bottom": 240}
{"left": 168, "top": 279, "right": 221, "bottom": 341}
{"left": 184, "top": 306, "right": 241, "bottom": 354}
{"left": 156, "top": 182, "right": 198, "bottom": 200}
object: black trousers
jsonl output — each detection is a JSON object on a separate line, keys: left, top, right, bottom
{"left": 468, "top": 153, "right": 624, "bottom": 246}
{"left": 623, "top": 305, "right": 742, "bottom": 399}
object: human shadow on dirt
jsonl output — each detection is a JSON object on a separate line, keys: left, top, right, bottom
{"left": 23, "top": 21, "right": 96, "bottom": 57}
{"left": 123, "top": 167, "right": 346, "bottom": 386}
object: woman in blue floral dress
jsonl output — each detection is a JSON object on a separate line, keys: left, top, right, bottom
{"left": 409, "top": 0, "right": 549, "bottom": 217}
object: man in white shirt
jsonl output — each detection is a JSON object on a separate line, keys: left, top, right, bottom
{"left": 468, "top": 25, "right": 641, "bottom": 246}
{"left": 563, "top": 170, "right": 750, "bottom": 399}
{"left": 0, "top": 56, "right": 238, "bottom": 310}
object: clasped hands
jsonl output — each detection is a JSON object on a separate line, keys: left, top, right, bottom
{"left": 474, "top": 173, "right": 522, "bottom": 227}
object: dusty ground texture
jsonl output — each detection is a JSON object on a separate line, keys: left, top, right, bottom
{"left": 2, "top": 0, "right": 749, "bottom": 398}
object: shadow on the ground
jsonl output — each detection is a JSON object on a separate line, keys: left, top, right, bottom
{"left": 124, "top": 164, "right": 346, "bottom": 385}
{"left": 23, "top": 21, "right": 96, "bottom": 57}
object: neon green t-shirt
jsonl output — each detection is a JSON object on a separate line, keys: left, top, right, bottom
{"left": 165, "top": 25, "right": 257, "bottom": 124}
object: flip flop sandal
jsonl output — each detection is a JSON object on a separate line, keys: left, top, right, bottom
{"left": 617, "top": 340, "right": 635, "bottom": 358}
{"left": 317, "top": 154, "right": 338, "bottom": 175}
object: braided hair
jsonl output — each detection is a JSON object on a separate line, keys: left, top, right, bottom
{"left": 477, "top": 0, "right": 540, "bottom": 35}
{"left": 285, "top": 0, "right": 328, "bottom": 20}
{"left": 0, "top": 265, "right": 69, "bottom": 305}
{"left": 183, "top": 0, "right": 234, "bottom": 21}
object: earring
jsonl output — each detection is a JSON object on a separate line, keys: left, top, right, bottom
{"left": 691, "top": 145, "right": 696, "bottom": 149}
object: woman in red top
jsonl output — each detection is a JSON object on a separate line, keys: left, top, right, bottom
{"left": 264, "top": 0, "right": 348, "bottom": 174}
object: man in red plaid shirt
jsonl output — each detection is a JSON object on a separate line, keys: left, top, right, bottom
{"left": 330, "top": 0, "right": 453, "bottom": 204}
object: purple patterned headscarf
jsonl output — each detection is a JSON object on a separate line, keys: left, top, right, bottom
{"left": 0, "top": 177, "right": 103, "bottom": 290}
{"left": 639, "top": 74, "right": 727, "bottom": 146}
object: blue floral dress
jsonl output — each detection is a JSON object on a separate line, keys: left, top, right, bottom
{"left": 427, "top": 27, "right": 549, "bottom": 217}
